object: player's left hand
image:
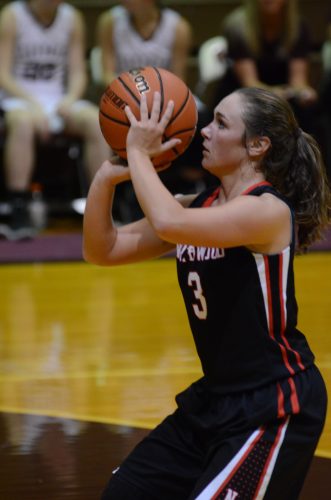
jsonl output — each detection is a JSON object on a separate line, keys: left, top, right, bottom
{"left": 124, "top": 92, "right": 181, "bottom": 158}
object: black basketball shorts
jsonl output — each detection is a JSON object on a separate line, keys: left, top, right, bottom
{"left": 101, "top": 364, "right": 327, "bottom": 500}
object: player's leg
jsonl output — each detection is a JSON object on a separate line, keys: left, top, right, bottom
{"left": 189, "top": 367, "right": 327, "bottom": 500}
{"left": 65, "top": 101, "right": 110, "bottom": 182}
{"left": 1, "top": 102, "right": 38, "bottom": 236}
{"left": 100, "top": 410, "right": 204, "bottom": 500}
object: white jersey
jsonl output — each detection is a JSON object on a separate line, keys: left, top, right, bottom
{"left": 111, "top": 6, "right": 181, "bottom": 74}
{"left": 5, "top": 1, "right": 75, "bottom": 104}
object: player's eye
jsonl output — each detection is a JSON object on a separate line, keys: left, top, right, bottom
{"left": 217, "top": 118, "right": 226, "bottom": 129}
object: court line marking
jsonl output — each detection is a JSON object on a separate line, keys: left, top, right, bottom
{"left": 0, "top": 367, "right": 203, "bottom": 382}
{"left": 0, "top": 359, "right": 329, "bottom": 382}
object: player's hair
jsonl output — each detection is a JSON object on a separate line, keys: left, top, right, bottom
{"left": 223, "top": 0, "right": 300, "bottom": 56}
{"left": 236, "top": 87, "right": 331, "bottom": 251}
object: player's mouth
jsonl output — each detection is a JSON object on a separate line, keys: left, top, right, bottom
{"left": 202, "top": 143, "right": 209, "bottom": 155}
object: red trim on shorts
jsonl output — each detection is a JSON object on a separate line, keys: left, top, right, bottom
{"left": 211, "top": 428, "right": 266, "bottom": 499}
{"left": 253, "top": 417, "right": 288, "bottom": 499}
{"left": 277, "top": 383, "right": 286, "bottom": 419}
{"left": 288, "top": 377, "right": 300, "bottom": 414}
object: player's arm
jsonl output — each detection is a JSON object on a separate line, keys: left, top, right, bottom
{"left": 82, "top": 160, "right": 195, "bottom": 266}
{"left": 287, "top": 58, "right": 317, "bottom": 103}
{"left": 232, "top": 58, "right": 268, "bottom": 89}
{"left": 97, "top": 11, "right": 117, "bottom": 87}
{"left": 0, "top": 5, "right": 37, "bottom": 101}
{"left": 125, "top": 93, "right": 291, "bottom": 254}
{"left": 62, "top": 9, "right": 87, "bottom": 105}
{"left": 171, "top": 16, "right": 193, "bottom": 82}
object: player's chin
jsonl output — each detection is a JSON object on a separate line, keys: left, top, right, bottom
{"left": 201, "top": 153, "right": 211, "bottom": 170}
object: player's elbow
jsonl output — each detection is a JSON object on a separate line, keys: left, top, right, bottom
{"left": 82, "top": 242, "right": 113, "bottom": 267}
{"left": 151, "top": 217, "right": 178, "bottom": 243}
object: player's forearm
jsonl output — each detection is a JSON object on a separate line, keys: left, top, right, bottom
{"left": 128, "top": 149, "right": 183, "bottom": 240}
{"left": 65, "top": 72, "right": 87, "bottom": 102}
{"left": 0, "top": 73, "right": 39, "bottom": 103}
{"left": 83, "top": 169, "right": 118, "bottom": 265}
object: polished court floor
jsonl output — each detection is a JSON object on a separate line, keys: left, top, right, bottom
{"left": 0, "top": 251, "right": 330, "bottom": 498}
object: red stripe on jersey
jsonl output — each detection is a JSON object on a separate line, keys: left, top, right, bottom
{"left": 211, "top": 428, "right": 265, "bottom": 499}
{"left": 278, "top": 254, "right": 305, "bottom": 371}
{"left": 241, "top": 181, "right": 272, "bottom": 195}
{"left": 264, "top": 256, "right": 295, "bottom": 376}
{"left": 202, "top": 187, "right": 220, "bottom": 207}
{"left": 277, "top": 383, "right": 285, "bottom": 418}
{"left": 263, "top": 256, "right": 275, "bottom": 339}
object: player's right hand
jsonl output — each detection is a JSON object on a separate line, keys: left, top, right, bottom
{"left": 96, "top": 158, "right": 131, "bottom": 186}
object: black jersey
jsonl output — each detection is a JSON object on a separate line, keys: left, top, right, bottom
{"left": 176, "top": 182, "right": 314, "bottom": 398}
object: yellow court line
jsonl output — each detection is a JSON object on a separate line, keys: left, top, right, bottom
{"left": 0, "top": 367, "right": 202, "bottom": 382}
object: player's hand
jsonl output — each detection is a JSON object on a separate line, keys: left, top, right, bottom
{"left": 96, "top": 157, "right": 131, "bottom": 186}
{"left": 56, "top": 97, "right": 75, "bottom": 118}
{"left": 124, "top": 92, "right": 181, "bottom": 158}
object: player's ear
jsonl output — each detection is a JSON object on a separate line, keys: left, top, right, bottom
{"left": 247, "top": 136, "right": 271, "bottom": 159}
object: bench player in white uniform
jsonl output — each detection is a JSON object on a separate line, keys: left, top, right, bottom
{"left": 83, "top": 87, "right": 330, "bottom": 499}
{"left": 97, "top": 0, "right": 192, "bottom": 87}
{"left": 0, "top": 0, "right": 109, "bottom": 236}
{"left": 96, "top": 0, "right": 213, "bottom": 222}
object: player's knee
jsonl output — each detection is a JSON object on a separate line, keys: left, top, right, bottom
{"left": 6, "top": 110, "right": 34, "bottom": 137}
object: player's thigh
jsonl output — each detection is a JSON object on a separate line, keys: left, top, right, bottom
{"left": 4, "top": 106, "right": 36, "bottom": 132}
{"left": 189, "top": 412, "right": 324, "bottom": 500}
{"left": 103, "top": 410, "right": 204, "bottom": 500}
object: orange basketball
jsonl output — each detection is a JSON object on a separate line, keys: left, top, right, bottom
{"left": 99, "top": 66, "right": 198, "bottom": 168}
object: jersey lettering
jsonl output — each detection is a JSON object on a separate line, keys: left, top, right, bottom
{"left": 188, "top": 271, "right": 207, "bottom": 320}
{"left": 224, "top": 488, "right": 239, "bottom": 500}
{"left": 177, "top": 244, "right": 224, "bottom": 263}
{"left": 23, "top": 62, "right": 56, "bottom": 80}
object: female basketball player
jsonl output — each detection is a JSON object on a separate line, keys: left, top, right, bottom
{"left": 83, "top": 87, "right": 330, "bottom": 499}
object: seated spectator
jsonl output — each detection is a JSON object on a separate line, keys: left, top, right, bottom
{"left": 96, "top": 0, "right": 214, "bottom": 221}
{"left": 0, "top": 0, "right": 110, "bottom": 238}
{"left": 212, "top": 0, "right": 319, "bottom": 137}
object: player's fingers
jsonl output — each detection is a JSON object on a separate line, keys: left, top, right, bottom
{"left": 124, "top": 105, "right": 137, "bottom": 124}
{"left": 159, "top": 100, "right": 175, "bottom": 128}
{"left": 150, "top": 91, "right": 161, "bottom": 121}
{"left": 159, "top": 138, "right": 181, "bottom": 153}
{"left": 140, "top": 93, "right": 149, "bottom": 121}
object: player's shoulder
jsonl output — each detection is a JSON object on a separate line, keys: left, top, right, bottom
{"left": 0, "top": 1, "right": 20, "bottom": 29}
{"left": 98, "top": 5, "right": 123, "bottom": 30}
{"left": 1, "top": 1, "right": 22, "bottom": 18}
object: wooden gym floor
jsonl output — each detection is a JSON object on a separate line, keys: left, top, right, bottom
{"left": 0, "top": 249, "right": 330, "bottom": 499}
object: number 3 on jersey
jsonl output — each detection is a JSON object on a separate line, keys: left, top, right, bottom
{"left": 188, "top": 271, "right": 207, "bottom": 320}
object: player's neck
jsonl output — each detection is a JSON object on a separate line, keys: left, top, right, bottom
{"left": 132, "top": 6, "right": 161, "bottom": 39}
{"left": 28, "top": 1, "right": 58, "bottom": 27}
{"left": 219, "top": 172, "right": 265, "bottom": 203}
{"left": 261, "top": 11, "right": 285, "bottom": 40}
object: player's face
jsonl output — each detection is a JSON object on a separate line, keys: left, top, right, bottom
{"left": 258, "top": 0, "right": 287, "bottom": 15}
{"left": 120, "top": 0, "right": 153, "bottom": 14}
{"left": 201, "top": 92, "right": 248, "bottom": 175}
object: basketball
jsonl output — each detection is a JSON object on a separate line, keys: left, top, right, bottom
{"left": 99, "top": 66, "right": 198, "bottom": 167}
